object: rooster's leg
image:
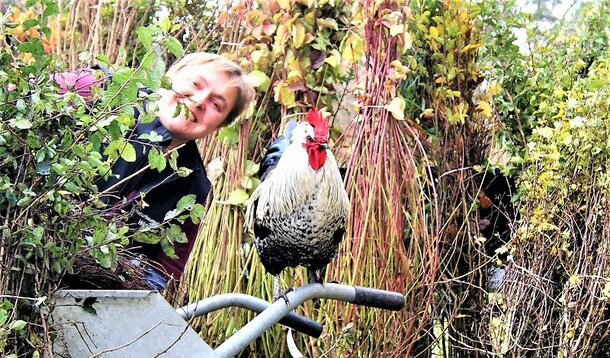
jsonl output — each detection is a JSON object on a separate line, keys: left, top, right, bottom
{"left": 272, "top": 275, "right": 292, "bottom": 304}
{"left": 308, "top": 267, "right": 327, "bottom": 284}
{"left": 308, "top": 268, "right": 327, "bottom": 309}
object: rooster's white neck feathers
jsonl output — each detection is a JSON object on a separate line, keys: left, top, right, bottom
{"left": 245, "top": 123, "right": 347, "bottom": 224}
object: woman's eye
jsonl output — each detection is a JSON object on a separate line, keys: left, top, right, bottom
{"left": 212, "top": 100, "right": 221, "bottom": 111}
{"left": 192, "top": 80, "right": 200, "bottom": 88}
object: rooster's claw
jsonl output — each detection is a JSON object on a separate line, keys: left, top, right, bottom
{"left": 273, "top": 287, "right": 294, "bottom": 305}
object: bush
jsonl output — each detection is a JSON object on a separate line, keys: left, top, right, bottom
{"left": 0, "top": 4, "right": 194, "bottom": 354}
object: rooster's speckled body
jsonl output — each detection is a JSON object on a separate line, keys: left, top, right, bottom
{"left": 245, "top": 109, "right": 349, "bottom": 297}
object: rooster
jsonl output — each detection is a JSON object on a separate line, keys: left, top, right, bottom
{"left": 245, "top": 109, "right": 349, "bottom": 301}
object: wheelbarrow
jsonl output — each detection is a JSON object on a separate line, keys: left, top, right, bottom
{"left": 51, "top": 283, "right": 405, "bottom": 357}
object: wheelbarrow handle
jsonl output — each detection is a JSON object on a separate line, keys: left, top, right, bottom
{"left": 352, "top": 285, "right": 405, "bottom": 311}
{"left": 177, "top": 293, "right": 323, "bottom": 338}
{"left": 214, "top": 283, "right": 405, "bottom": 357}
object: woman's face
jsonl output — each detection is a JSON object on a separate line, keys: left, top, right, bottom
{"left": 157, "top": 63, "right": 238, "bottom": 146}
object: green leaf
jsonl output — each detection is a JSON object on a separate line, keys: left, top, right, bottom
{"left": 167, "top": 224, "right": 187, "bottom": 244}
{"left": 158, "top": 17, "right": 172, "bottom": 32}
{"left": 173, "top": 102, "right": 188, "bottom": 118}
{"left": 217, "top": 126, "right": 239, "bottom": 146}
{"left": 190, "top": 204, "right": 205, "bottom": 224}
{"left": 169, "top": 150, "right": 179, "bottom": 170}
{"left": 133, "top": 232, "right": 161, "bottom": 244}
{"left": 163, "top": 209, "right": 180, "bottom": 222}
{"left": 227, "top": 189, "right": 249, "bottom": 206}
{"left": 120, "top": 143, "right": 137, "bottom": 162}
{"left": 141, "top": 55, "right": 166, "bottom": 91}
{"left": 147, "top": 148, "right": 166, "bottom": 172}
{"left": 176, "top": 167, "right": 193, "bottom": 177}
{"left": 248, "top": 70, "right": 271, "bottom": 92}
{"left": 137, "top": 26, "right": 154, "bottom": 51}
{"left": 16, "top": 197, "right": 31, "bottom": 207}
{"left": 324, "top": 50, "right": 341, "bottom": 68}
{"left": 22, "top": 19, "right": 38, "bottom": 31}
{"left": 95, "top": 54, "right": 112, "bottom": 66}
{"left": 164, "top": 37, "right": 184, "bottom": 57}
{"left": 245, "top": 160, "right": 260, "bottom": 176}
{"left": 17, "top": 38, "right": 44, "bottom": 56}
{"left": 177, "top": 194, "right": 196, "bottom": 211}
{"left": 160, "top": 75, "right": 172, "bottom": 90}
{"left": 277, "top": 85, "right": 295, "bottom": 107}
{"left": 43, "top": 1, "right": 59, "bottom": 17}
{"left": 240, "top": 176, "right": 254, "bottom": 189}
{"left": 318, "top": 17, "right": 338, "bottom": 31}
{"left": 139, "top": 131, "right": 164, "bottom": 143}
{"left": 9, "top": 117, "right": 33, "bottom": 130}
{"left": 81, "top": 305, "right": 97, "bottom": 315}
{"left": 160, "top": 237, "right": 177, "bottom": 259}
{"left": 9, "top": 320, "right": 27, "bottom": 331}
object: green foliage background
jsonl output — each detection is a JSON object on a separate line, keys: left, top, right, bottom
{"left": 2, "top": 0, "right": 610, "bottom": 357}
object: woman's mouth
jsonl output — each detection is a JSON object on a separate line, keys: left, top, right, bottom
{"left": 186, "top": 111, "right": 197, "bottom": 122}
{"left": 176, "top": 98, "right": 197, "bottom": 122}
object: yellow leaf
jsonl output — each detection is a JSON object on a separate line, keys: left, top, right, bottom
{"left": 324, "top": 49, "right": 341, "bottom": 67}
{"left": 341, "top": 33, "right": 365, "bottom": 61}
{"left": 274, "top": 81, "right": 296, "bottom": 107}
{"left": 385, "top": 96, "right": 406, "bottom": 120}
{"left": 402, "top": 32, "right": 413, "bottom": 53}
{"left": 477, "top": 101, "right": 493, "bottom": 118}
{"left": 251, "top": 50, "right": 263, "bottom": 64}
{"left": 279, "top": 87, "right": 295, "bottom": 106}
{"left": 552, "top": 106, "right": 565, "bottom": 119}
{"left": 488, "top": 82, "right": 503, "bottom": 96}
{"left": 568, "top": 275, "right": 579, "bottom": 285}
{"left": 275, "top": 23, "right": 288, "bottom": 45}
{"left": 429, "top": 26, "right": 439, "bottom": 40}
{"left": 318, "top": 18, "right": 339, "bottom": 31}
{"left": 291, "top": 23, "right": 306, "bottom": 48}
{"left": 535, "top": 127, "right": 554, "bottom": 139}
{"left": 390, "top": 24, "right": 404, "bottom": 37}
{"left": 287, "top": 69, "right": 302, "bottom": 81}
{"left": 461, "top": 43, "right": 482, "bottom": 53}
{"left": 278, "top": 0, "right": 292, "bottom": 10}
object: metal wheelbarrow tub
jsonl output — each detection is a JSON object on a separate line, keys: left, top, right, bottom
{"left": 52, "top": 289, "right": 219, "bottom": 357}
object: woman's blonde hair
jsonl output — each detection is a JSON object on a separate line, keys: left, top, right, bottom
{"left": 166, "top": 52, "right": 255, "bottom": 127}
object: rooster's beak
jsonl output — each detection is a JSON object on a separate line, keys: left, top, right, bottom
{"left": 319, "top": 142, "right": 328, "bottom": 149}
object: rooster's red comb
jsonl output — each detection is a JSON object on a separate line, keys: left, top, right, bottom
{"left": 306, "top": 108, "right": 329, "bottom": 139}
{"left": 306, "top": 108, "right": 328, "bottom": 127}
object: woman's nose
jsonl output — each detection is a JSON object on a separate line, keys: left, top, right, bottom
{"left": 190, "top": 89, "right": 211, "bottom": 108}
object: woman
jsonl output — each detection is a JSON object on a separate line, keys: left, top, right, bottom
{"left": 74, "top": 53, "right": 255, "bottom": 289}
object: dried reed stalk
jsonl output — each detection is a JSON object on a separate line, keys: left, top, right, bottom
{"left": 320, "top": 1, "right": 440, "bottom": 356}
{"left": 53, "top": 0, "right": 149, "bottom": 68}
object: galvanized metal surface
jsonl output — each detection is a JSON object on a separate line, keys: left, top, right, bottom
{"left": 52, "top": 289, "right": 218, "bottom": 358}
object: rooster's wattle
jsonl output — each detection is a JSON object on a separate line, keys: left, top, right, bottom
{"left": 245, "top": 109, "right": 349, "bottom": 300}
